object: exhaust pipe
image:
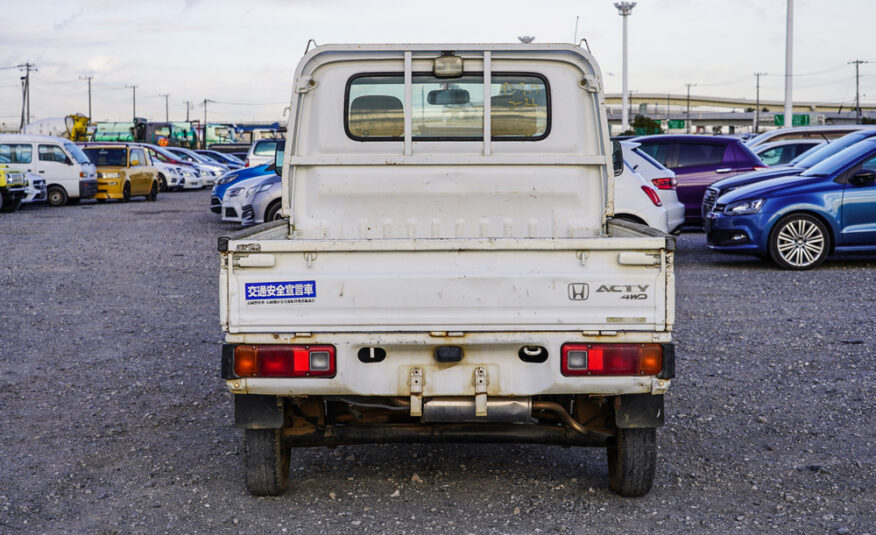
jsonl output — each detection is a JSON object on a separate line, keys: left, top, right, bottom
{"left": 422, "top": 397, "right": 532, "bottom": 423}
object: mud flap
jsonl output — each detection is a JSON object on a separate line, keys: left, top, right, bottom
{"left": 235, "top": 394, "right": 284, "bottom": 429}
{"left": 614, "top": 394, "right": 664, "bottom": 429}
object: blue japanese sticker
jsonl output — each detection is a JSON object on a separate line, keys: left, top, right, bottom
{"left": 245, "top": 280, "right": 316, "bottom": 304}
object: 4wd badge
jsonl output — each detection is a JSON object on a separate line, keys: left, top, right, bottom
{"left": 567, "top": 283, "right": 590, "bottom": 301}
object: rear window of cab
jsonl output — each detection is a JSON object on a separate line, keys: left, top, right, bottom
{"left": 345, "top": 73, "right": 550, "bottom": 141}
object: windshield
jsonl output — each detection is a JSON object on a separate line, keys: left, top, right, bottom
{"left": 168, "top": 149, "right": 197, "bottom": 163}
{"left": 196, "top": 152, "right": 224, "bottom": 164}
{"left": 801, "top": 140, "right": 876, "bottom": 177}
{"left": 64, "top": 143, "right": 91, "bottom": 165}
{"left": 83, "top": 147, "right": 127, "bottom": 167}
{"left": 253, "top": 140, "right": 279, "bottom": 156}
{"left": 790, "top": 131, "right": 875, "bottom": 168}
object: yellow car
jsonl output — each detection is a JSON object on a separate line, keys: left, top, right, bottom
{"left": 0, "top": 163, "right": 27, "bottom": 212}
{"left": 81, "top": 144, "right": 159, "bottom": 202}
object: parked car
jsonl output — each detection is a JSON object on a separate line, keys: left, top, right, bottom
{"left": 622, "top": 141, "right": 684, "bottom": 233}
{"left": 1, "top": 134, "right": 97, "bottom": 206}
{"left": 242, "top": 175, "right": 282, "bottom": 225}
{"left": 21, "top": 173, "right": 47, "bottom": 204}
{"left": 210, "top": 163, "right": 272, "bottom": 213}
{"left": 81, "top": 144, "right": 159, "bottom": 202}
{"left": 754, "top": 139, "right": 824, "bottom": 167}
{"left": 703, "top": 128, "right": 876, "bottom": 216}
{"left": 0, "top": 164, "right": 28, "bottom": 212}
{"left": 634, "top": 134, "right": 765, "bottom": 224}
{"left": 195, "top": 150, "right": 244, "bottom": 170}
{"left": 244, "top": 138, "right": 281, "bottom": 167}
{"left": 745, "top": 125, "right": 869, "bottom": 149}
{"left": 138, "top": 144, "right": 191, "bottom": 191}
{"left": 163, "top": 147, "right": 227, "bottom": 186}
{"left": 705, "top": 137, "right": 876, "bottom": 269}
{"left": 221, "top": 172, "right": 274, "bottom": 223}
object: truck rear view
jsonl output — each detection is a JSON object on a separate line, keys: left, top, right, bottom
{"left": 219, "top": 44, "right": 675, "bottom": 497}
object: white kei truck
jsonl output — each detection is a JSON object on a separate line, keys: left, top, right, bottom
{"left": 219, "top": 44, "right": 675, "bottom": 497}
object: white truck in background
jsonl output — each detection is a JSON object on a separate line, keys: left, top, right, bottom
{"left": 219, "top": 44, "right": 676, "bottom": 497}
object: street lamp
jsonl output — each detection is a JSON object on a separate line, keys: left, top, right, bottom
{"left": 686, "top": 83, "right": 697, "bottom": 134}
{"left": 614, "top": 1, "right": 636, "bottom": 133}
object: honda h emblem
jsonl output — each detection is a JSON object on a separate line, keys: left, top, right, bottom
{"left": 568, "top": 283, "right": 589, "bottom": 301}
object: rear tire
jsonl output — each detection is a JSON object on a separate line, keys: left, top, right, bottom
{"left": 607, "top": 428, "right": 656, "bottom": 497}
{"left": 146, "top": 181, "right": 158, "bottom": 202}
{"left": 244, "top": 429, "right": 290, "bottom": 496}
{"left": 47, "top": 186, "right": 68, "bottom": 207}
{"left": 0, "top": 192, "right": 21, "bottom": 213}
{"left": 122, "top": 182, "right": 131, "bottom": 203}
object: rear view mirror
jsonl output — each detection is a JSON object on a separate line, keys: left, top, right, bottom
{"left": 849, "top": 169, "right": 876, "bottom": 186}
{"left": 274, "top": 140, "right": 286, "bottom": 176}
{"left": 611, "top": 140, "right": 624, "bottom": 177}
{"left": 427, "top": 89, "right": 470, "bottom": 106}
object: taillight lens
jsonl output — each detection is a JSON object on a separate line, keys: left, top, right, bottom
{"left": 641, "top": 186, "right": 663, "bottom": 207}
{"left": 234, "top": 345, "right": 336, "bottom": 378}
{"left": 561, "top": 343, "right": 662, "bottom": 376}
{"left": 651, "top": 177, "right": 676, "bottom": 190}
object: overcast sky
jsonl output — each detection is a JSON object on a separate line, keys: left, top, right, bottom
{"left": 1, "top": 0, "right": 873, "bottom": 126}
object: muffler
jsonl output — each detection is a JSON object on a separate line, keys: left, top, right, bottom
{"left": 422, "top": 397, "right": 532, "bottom": 423}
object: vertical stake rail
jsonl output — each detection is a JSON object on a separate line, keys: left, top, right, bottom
{"left": 483, "top": 51, "right": 492, "bottom": 156}
{"left": 403, "top": 51, "right": 413, "bottom": 156}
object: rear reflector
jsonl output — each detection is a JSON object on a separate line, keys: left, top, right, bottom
{"left": 234, "top": 345, "right": 336, "bottom": 378}
{"left": 561, "top": 343, "right": 662, "bottom": 376}
{"left": 651, "top": 177, "right": 676, "bottom": 190}
{"left": 641, "top": 186, "right": 663, "bottom": 207}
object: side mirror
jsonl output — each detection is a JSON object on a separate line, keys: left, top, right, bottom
{"left": 611, "top": 140, "right": 624, "bottom": 177}
{"left": 274, "top": 140, "right": 286, "bottom": 176}
{"left": 849, "top": 170, "right": 876, "bottom": 187}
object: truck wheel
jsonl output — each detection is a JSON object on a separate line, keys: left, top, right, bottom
{"left": 146, "top": 182, "right": 158, "bottom": 202}
{"left": 768, "top": 213, "right": 830, "bottom": 270}
{"left": 606, "top": 428, "right": 656, "bottom": 497}
{"left": 244, "top": 429, "right": 290, "bottom": 496}
{"left": 122, "top": 182, "right": 131, "bottom": 203}
{"left": 47, "top": 186, "right": 68, "bottom": 207}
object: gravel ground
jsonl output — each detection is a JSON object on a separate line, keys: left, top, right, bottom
{"left": 1, "top": 190, "right": 874, "bottom": 534}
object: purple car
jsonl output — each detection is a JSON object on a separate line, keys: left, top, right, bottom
{"left": 633, "top": 135, "right": 766, "bottom": 225}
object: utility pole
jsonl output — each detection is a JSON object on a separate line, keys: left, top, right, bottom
{"left": 754, "top": 72, "right": 767, "bottom": 133}
{"left": 686, "top": 83, "right": 696, "bottom": 134}
{"left": 159, "top": 93, "right": 170, "bottom": 122}
{"left": 614, "top": 1, "right": 636, "bottom": 133}
{"left": 18, "top": 62, "right": 36, "bottom": 129}
{"left": 125, "top": 84, "right": 138, "bottom": 120}
{"left": 183, "top": 100, "right": 193, "bottom": 122}
{"left": 783, "top": 0, "right": 793, "bottom": 128}
{"left": 201, "top": 99, "right": 215, "bottom": 149}
{"left": 849, "top": 60, "right": 869, "bottom": 124}
{"left": 79, "top": 75, "right": 93, "bottom": 119}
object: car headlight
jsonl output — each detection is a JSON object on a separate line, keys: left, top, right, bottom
{"left": 228, "top": 187, "right": 243, "bottom": 197}
{"left": 723, "top": 198, "right": 764, "bottom": 215}
{"left": 255, "top": 183, "right": 273, "bottom": 194}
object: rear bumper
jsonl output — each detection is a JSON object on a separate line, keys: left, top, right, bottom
{"left": 80, "top": 179, "right": 98, "bottom": 198}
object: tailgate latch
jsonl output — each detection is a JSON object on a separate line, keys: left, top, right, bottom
{"left": 409, "top": 368, "right": 423, "bottom": 417}
{"left": 474, "top": 367, "right": 488, "bottom": 416}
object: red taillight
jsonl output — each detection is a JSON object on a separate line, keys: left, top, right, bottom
{"left": 80, "top": 171, "right": 86, "bottom": 178}
{"left": 561, "top": 343, "right": 662, "bottom": 376}
{"left": 234, "top": 345, "right": 336, "bottom": 378}
{"left": 641, "top": 186, "right": 663, "bottom": 207}
{"left": 651, "top": 177, "right": 676, "bottom": 190}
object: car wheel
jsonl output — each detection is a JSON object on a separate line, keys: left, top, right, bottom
{"left": 146, "top": 181, "right": 158, "bottom": 202}
{"left": 47, "top": 186, "right": 68, "bottom": 207}
{"left": 244, "top": 429, "right": 290, "bottom": 496}
{"left": 265, "top": 201, "right": 282, "bottom": 222}
{"left": 122, "top": 182, "right": 131, "bottom": 203}
{"left": 0, "top": 192, "right": 21, "bottom": 213}
{"left": 768, "top": 213, "right": 830, "bottom": 270}
{"left": 158, "top": 175, "right": 167, "bottom": 192}
{"left": 606, "top": 427, "right": 656, "bottom": 497}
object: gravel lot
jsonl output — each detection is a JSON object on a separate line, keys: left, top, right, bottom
{"left": 1, "top": 190, "right": 874, "bottom": 534}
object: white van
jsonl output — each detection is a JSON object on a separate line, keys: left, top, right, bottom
{"left": 0, "top": 134, "right": 97, "bottom": 206}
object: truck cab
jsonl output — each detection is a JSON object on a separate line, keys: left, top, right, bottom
{"left": 219, "top": 44, "right": 675, "bottom": 498}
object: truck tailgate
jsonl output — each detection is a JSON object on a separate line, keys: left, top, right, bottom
{"left": 221, "top": 234, "right": 673, "bottom": 334}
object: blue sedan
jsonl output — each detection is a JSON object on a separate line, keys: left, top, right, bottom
{"left": 705, "top": 138, "right": 876, "bottom": 269}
